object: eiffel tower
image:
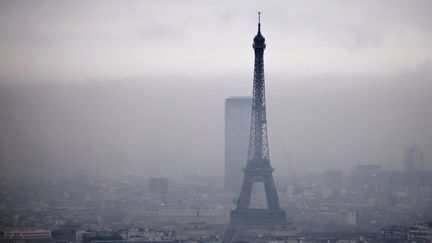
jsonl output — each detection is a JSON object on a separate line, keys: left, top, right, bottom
{"left": 230, "top": 12, "right": 286, "bottom": 226}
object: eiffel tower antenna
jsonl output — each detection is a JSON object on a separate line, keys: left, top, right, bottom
{"left": 258, "top": 12, "right": 261, "bottom": 33}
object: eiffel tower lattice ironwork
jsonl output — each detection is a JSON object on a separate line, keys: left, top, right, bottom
{"left": 230, "top": 12, "right": 286, "bottom": 226}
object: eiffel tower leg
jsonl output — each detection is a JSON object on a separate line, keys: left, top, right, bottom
{"left": 236, "top": 173, "right": 253, "bottom": 210}
{"left": 264, "top": 175, "right": 281, "bottom": 211}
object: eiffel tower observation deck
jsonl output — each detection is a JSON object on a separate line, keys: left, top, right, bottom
{"left": 230, "top": 12, "right": 286, "bottom": 226}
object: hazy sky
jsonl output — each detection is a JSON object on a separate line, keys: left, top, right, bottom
{"left": 1, "top": 0, "right": 431, "bottom": 81}
{"left": 0, "top": 0, "right": 431, "bottom": 178}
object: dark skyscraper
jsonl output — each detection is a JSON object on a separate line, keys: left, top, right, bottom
{"left": 230, "top": 13, "right": 286, "bottom": 226}
{"left": 404, "top": 143, "right": 424, "bottom": 171}
{"left": 225, "top": 97, "right": 252, "bottom": 193}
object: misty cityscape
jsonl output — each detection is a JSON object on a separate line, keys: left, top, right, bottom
{"left": 1, "top": 1, "right": 432, "bottom": 243}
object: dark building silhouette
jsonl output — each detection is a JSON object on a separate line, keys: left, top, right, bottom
{"left": 224, "top": 97, "right": 251, "bottom": 193}
{"left": 149, "top": 176, "right": 169, "bottom": 206}
{"left": 349, "top": 164, "right": 383, "bottom": 189}
{"left": 324, "top": 170, "right": 342, "bottom": 189}
{"left": 148, "top": 176, "right": 168, "bottom": 193}
{"left": 324, "top": 170, "right": 342, "bottom": 197}
{"left": 229, "top": 12, "right": 286, "bottom": 228}
{"left": 404, "top": 143, "right": 424, "bottom": 171}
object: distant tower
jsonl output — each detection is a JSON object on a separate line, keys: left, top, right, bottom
{"left": 404, "top": 143, "right": 424, "bottom": 171}
{"left": 230, "top": 12, "right": 286, "bottom": 226}
{"left": 149, "top": 177, "right": 169, "bottom": 206}
{"left": 225, "top": 97, "right": 252, "bottom": 193}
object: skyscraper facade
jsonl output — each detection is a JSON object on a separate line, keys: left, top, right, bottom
{"left": 224, "top": 97, "right": 251, "bottom": 193}
{"left": 404, "top": 143, "right": 424, "bottom": 171}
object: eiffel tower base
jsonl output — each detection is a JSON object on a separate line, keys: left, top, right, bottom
{"left": 223, "top": 210, "right": 291, "bottom": 243}
{"left": 230, "top": 208, "right": 286, "bottom": 225}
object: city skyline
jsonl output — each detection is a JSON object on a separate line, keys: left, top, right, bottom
{"left": 0, "top": 2, "right": 432, "bottom": 241}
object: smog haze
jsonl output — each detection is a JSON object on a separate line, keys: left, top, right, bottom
{"left": 1, "top": 0, "right": 432, "bottom": 179}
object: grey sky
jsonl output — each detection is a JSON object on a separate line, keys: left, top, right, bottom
{"left": 1, "top": 0, "right": 432, "bottom": 81}
{"left": 0, "top": 0, "right": 431, "bottom": 178}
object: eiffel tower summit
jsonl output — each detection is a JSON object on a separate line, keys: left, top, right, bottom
{"left": 231, "top": 12, "right": 286, "bottom": 226}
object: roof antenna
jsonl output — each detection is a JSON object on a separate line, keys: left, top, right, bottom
{"left": 258, "top": 11, "right": 261, "bottom": 34}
